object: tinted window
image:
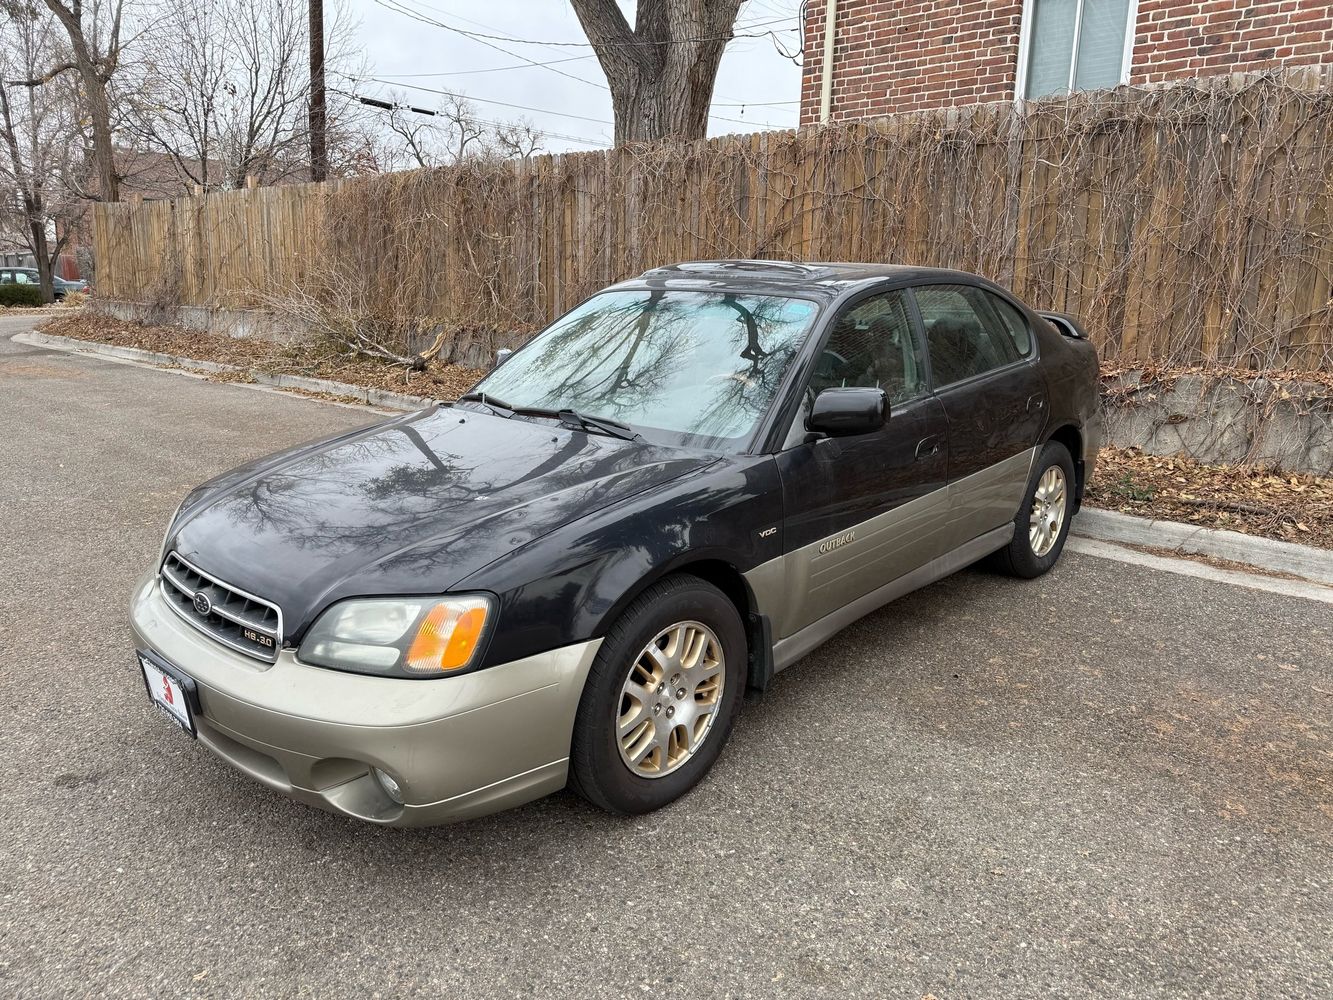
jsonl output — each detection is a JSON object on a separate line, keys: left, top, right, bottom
{"left": 812, "top": 290, "right": 926, "bottom": 404}
{"left": 986, "top": 292, "right": 1033, "bottom": 356}
{"left": 915, "top": 285, "right": 1022, "bottom": 387}
{"left": 471, "top": 290, "right": 820, "bottom": 450}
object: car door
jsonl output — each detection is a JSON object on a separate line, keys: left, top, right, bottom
{"left": 771, "top": 287, "right": 950, "bottom": 638}
{"left": 911, "top": 284, "right": 1047, "bottom": 548}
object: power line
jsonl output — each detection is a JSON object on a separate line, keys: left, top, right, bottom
{"left": 377, "top": 0, "right": 796, "bottom": 49}
{"left": 372, "top": 0, "right": 609, "bottom": 89}
{"left": 709, "top": 111, "right": 795, "bottom": 129}
{"left": 369, "top": 54, "right": 599, "bottom": 79}
{"left": 363, "top": 3, "right": 801, "bottom": 135}
{"left": 337, "top": 88, "right": 612, "bottom": 147}
{"left": 361, "top": 76, "right": 613, "bottom": 126}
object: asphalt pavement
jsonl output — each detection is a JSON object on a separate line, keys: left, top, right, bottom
{"left": 2, "top": 316, "right": 1331, "bottom": 999}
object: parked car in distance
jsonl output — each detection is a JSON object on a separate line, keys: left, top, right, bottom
{"left": 131, "top": 260, "right": 1101, "bottom": 826}
{"left": 53, "top": 274, "right": 89, "bottom": 299}
{"left": 0, "top": 266, "right": 89, "bottom": 300}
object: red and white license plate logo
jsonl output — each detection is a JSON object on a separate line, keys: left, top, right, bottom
{"left": 140, "top": 656, "right": 191, "bottom": 731}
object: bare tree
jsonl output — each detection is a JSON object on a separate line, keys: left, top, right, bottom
{"left": 491, "top": 118, "right": 542, "bottom": 160}
{"left": 0, "top": 1, "right": 86, "bottom": 299}
{"left": 129, "top": 0, "right": 370, "bottom": 191}
{"left": 20, "top": 0, "right": 125, "bottom": 200}
{"left": 379, "top": 91, "right": 542, "bottom": 170}
{"left": 570, "top": 0, "right": 746, "bottom": 144}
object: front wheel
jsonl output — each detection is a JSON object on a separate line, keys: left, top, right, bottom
{"left": 568, "top": 574, "right": 746, "bottom": 815}
{"left": 992, "top": 440, "right": 1076, "bottom": 578}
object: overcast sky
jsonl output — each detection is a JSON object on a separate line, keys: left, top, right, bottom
{"left": 342, "top": 0, "right": 805, "bottom": 153}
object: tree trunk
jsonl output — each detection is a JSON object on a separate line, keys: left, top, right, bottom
{"left": 309, "top": 0, "right": 327, "bottom": 181}
{"left": 40, "top": 0, "right": 120, "bottom": 201}
{"left": 571, "top": 0, "right": 743, "bottom": 145}
{"left": 27, "top": 216, "right": 55, "bottom": 303}
{"left": 80, "top": 66, "right": 118, "bottom": 202}
{"left": 0, "top": 81, "right": 55, "bottom": 301}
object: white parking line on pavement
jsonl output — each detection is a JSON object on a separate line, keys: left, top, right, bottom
{"left": 1067, "top": 537, "right": 1333, "bottom": 605}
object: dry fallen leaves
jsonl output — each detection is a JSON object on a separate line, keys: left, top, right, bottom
{"left": 1086, "top": 446, "right": 1333, "bottom": 550}
{"left": 37, "top": 312, "right": 485, "bottom": 401}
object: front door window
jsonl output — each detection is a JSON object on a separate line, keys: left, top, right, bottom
{"left": 810, "top": 290, "right": 927, "bottom": 404}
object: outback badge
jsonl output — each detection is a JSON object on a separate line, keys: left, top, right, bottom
{"left": 818, "top": 530, "right": 856, "bottom": 554}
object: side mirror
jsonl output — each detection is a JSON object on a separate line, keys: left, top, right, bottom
{"left": 494, "top": 348, "right": 513, "bottom": 369}
{"left": 807, "top": 387, "right": 888, "bottom": 437}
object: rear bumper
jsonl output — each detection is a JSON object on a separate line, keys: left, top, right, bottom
{"left": 1081, "top": 408, "right": 1104, "bottom": 504}
{"left": 129, "top": 573, "right": 600, "bottom": 826}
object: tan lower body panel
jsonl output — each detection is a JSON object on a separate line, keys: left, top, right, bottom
{"left": 747, "top": 447, "right": 1038, "bottom": 653}
{"left": 130, "top": 574, "right": 601, "bottom": 826}
{"left": 944, "top": 447, "right": 1038, "bottom": 551}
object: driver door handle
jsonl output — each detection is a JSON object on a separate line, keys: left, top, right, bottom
{"left": 915, "top": 434, "right": 942, "bottom": 460}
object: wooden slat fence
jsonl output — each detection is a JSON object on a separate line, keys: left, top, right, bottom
{"left": 93, "top": 73, "right": 1333, "bottom": 370}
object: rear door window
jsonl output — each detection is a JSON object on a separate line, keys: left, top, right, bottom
{"left": 914, "top": 284, "right": 1022, "bottom": 388}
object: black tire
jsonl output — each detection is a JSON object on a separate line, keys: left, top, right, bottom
{"left": 568, "top": 574, "right": 746, "bottom": 815}
{"left": 991, "top": 440, "right": 1076, "bottom": 579}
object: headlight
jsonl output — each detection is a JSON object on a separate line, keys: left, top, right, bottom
{"left": 298, "top": 595, "right": 493, "bottom": 678}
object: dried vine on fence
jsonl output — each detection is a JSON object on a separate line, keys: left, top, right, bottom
{"left": 94, "top": 71, "right": 1333, "bottom": 374}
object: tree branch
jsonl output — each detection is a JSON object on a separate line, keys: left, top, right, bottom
{"left": 6, "top": 62, "right": 79, "bottom": 87}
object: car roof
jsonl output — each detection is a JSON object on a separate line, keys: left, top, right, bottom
{"left": 617, "top": 259, "right": 993, "bottom": 301}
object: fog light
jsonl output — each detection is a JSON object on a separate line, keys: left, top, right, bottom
{"left": 372, "top": 767, "right": 403, "bottom": 804}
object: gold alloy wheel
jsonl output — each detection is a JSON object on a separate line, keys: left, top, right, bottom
{"left": 1029, "top": 465, "right": 1068, "bottom": 558}
{"left": 616, "top": 621, "right": 725, "bottom": 778}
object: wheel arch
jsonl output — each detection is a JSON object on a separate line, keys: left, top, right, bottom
{"left": 1046, "top": 423, "right": 1086, "bottom": 509}
{"left": 595, "top": 555, "right": 773, "bottom": 694}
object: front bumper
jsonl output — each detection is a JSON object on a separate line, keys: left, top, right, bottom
{"left": 129, "top": 574, "right": 600, "bottom": 826}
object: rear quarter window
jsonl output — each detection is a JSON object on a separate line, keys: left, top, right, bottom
{"left": 985, "top": 292, "right": 1034, "bottom": 357}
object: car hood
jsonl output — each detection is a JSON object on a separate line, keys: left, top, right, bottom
{"left": 169, "top": 406, "right": 716, "bottom": 635}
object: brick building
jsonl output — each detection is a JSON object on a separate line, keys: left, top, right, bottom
{"left": 800, "top": 0, "right": 1333, "bottom": 125}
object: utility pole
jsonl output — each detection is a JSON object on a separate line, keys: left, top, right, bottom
{"left": 309, "top": 0, "right": 327, "bottom": 182}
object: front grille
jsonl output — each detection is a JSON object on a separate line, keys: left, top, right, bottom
{"left": 159, "top": 552, "right": 283, "bottom": 662}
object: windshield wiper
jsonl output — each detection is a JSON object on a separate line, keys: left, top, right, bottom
{"left": 556, "top": 409, "right": 643, "bottom": 442}
{"left": 458, "top": 394, "right": 641, "bottom": 442}
{"left": 456, "top": 391, "right": 514, "bottom": 417}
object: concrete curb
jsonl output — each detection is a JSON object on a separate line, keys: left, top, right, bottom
{"left": 1072, "top": 507, "right": 1333, "bottom": 586}
{"left": 14, "top": 331, "right": 436, "bottom": 412}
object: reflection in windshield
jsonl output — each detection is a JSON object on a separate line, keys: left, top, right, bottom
{"left": 471, "top": 290, "right": 819, "bottom": 448}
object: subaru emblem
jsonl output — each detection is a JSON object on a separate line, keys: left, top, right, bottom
{"left": 193, "top": 592, "right": 212, "bottom": 616}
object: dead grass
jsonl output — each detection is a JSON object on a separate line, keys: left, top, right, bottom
{"left": 1086, "top": 447, "right": 1333, "bottom": 550}
{"left": 37, "top": 312, "right": 486, "bottom": 400}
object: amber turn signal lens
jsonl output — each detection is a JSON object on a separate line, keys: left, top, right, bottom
{"left": 405, "top": 601, "right": 489, "bottom": 673}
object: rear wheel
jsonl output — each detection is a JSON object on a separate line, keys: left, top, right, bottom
{"left": 992, "top": 440, "right": 1075, "bottom": 578}
{"left": 569, "top": 574, "right": 746, "bottom": 815}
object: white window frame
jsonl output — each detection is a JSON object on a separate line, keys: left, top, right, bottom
{"left": 1014, "top": 0, "right": 1139, "bottom": 102}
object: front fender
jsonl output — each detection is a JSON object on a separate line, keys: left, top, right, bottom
{"left": 458, "top": 455, "right": 784, "bottom": 669}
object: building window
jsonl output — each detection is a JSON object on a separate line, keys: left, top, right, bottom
{"left": 1018, "top": 0, "right": 1137, "bottom": 100}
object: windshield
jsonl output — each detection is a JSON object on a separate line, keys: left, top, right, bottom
{"left": 469, "top": 289, "right": 820, "bottom": 450}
